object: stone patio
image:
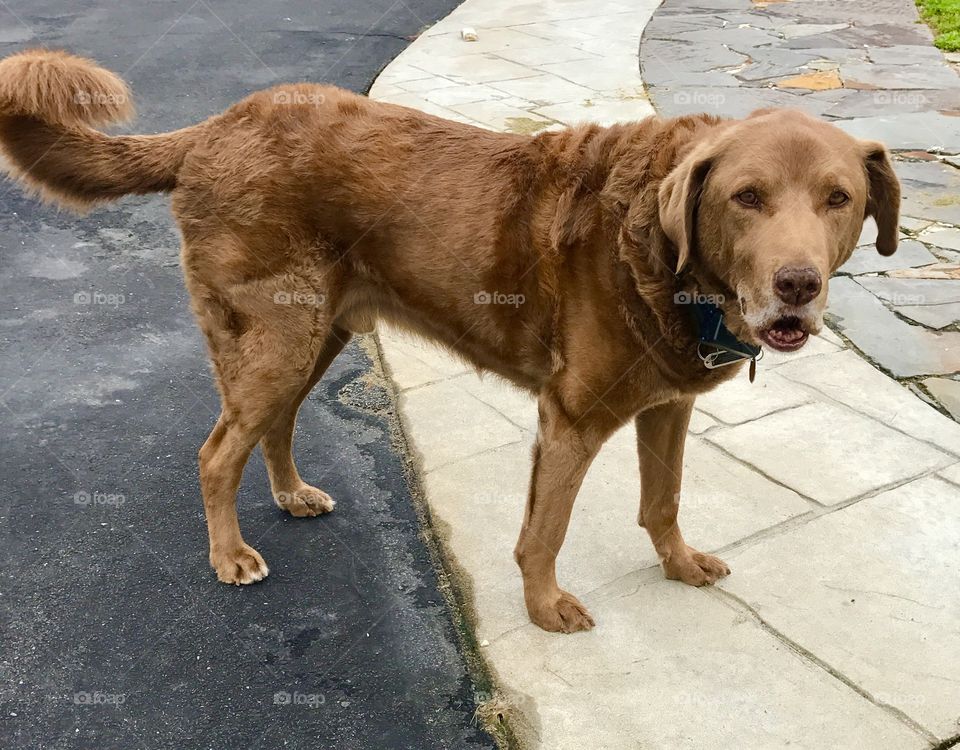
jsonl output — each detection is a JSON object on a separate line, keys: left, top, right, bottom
{"left": 642, "top": 0, "right": 960, "bottom": 418}
{"left": 368, "top": 0, "right": 960, "bottom": 747}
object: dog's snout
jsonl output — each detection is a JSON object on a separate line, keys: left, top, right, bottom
{"left": 774, "top": 266, "right": 821, "bottom": 306}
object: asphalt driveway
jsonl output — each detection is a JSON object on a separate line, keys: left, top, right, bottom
{"left": 0, "top": 1, "right": 496, "bottom": 748}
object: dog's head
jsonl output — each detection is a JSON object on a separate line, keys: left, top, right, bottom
{"left": 658, "top": 109, "right": 900, "bottom": 352}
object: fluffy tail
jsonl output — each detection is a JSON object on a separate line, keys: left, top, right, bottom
{"left": 0, "top": 49, "right": 202, "bottom": 210}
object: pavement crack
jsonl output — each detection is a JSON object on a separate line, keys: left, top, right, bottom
{"left": 821, "top": 583, "right": 944, "bottom": 610}
{"left": 708, "top": 587, "right": 939, "bottom": 745}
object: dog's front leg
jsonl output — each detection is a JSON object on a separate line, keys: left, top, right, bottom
{"left": 514, "top": 391, "right": 610, "bottom": 633}
{"left": 635, "top": 398, "right": 730, "bottom": 585}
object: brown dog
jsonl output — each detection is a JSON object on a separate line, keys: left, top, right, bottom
{"left": 0, "top": 50, "right": 899, "bottom": 633}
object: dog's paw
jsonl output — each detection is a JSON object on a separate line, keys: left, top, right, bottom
{"left": 528, "top": 589, "right": 596, "bottom": 634}
{"left": 662, "top": 546, "right": 730, "bottom": 586}
{"left": 274, "top": 484, "right": 335, "bottom": 518}
{"left": 211, "top": 543, "right": 269, "bottom": 585}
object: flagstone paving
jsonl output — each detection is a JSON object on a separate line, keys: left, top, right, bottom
{"left": 642, "top": 0, "right": 960, "bottom": 418}
{"left": 369, "top": 0, "right": 960, "bottom": 747}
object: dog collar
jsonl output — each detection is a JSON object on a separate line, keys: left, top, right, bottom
{"left": 691, "top": 301, "right": 762, "bottom": 380}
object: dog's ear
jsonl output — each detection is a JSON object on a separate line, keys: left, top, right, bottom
{"left": 658, "top": 146, "right": 714, "bottom": 274}
{"left": 861, "top": 140, "right": 900, "bottom": 256}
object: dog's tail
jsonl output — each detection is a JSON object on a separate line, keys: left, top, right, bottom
{"left": 0, "top": 49, "right": 203, "bottom": 211}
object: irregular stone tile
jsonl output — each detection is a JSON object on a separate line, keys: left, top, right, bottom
{"left": 650, "top": 84, "right": 808, "bottom": 118}
{"left": 896, "top": 161, "right": 960, "bottom": 226}
{"left": 640, "top": 38, "right": 749, "bottom": 73}
{"left": 918, "top": 225, "right": 960, "bottom": 252}
{"left": 836, "top": 113, "right": 960, "bottom": 154}
{"left": 779, "top": 349, "right": 960, "bottom": 455}
{"left": 775, "top": 69, "right": 843, "bottom": 90}
{"left": 839, "top": 239, "right": 937, "bottom": 276}
{"left": 826, "top": 88, "right": 960, "bottom": 118}
{"left": 891, "top": 302, "right": 960, "bottom": 328}
{"left": 900, "top": 216, "right": 934, "bottom": 233}
{"left": 662, "top": 25, "right": 775, "bottom": 47}
{"left": 923, "top": 376, "right": 960, "bottom": 420}
{"left": 706, "top": 402, "right": 952, "bottom": 503}
{"left": 867, "top": 44, "right": 948, "bottom": 65}
{"left": 780, "top": 31, "right": 865, "bottom": 50}
{"left": 856, "top": 275, "right": 960, "bottom": 307}
{"left": 490, "top": 577, "right": 926, "bottom": 750}
{"left": 857, "top": 216, "right": 878, "bottom": 246}
{"left": 834, "top": 22, "right": 934, "bottom": 48}
{"left": 696, "top": 369, "right": 813, "bottom": 424}
{"left": 825, "top": 277, "right": 960, "bottom": 377}
{"left": 840, "top": 62, "right": 960, "bottom": 90}
{"left": 736, "top": 49, "right": 823, "bottom": 82}
{"left": 777, "top": 22, "right": 848, "bottom": 39}
{"left": 721, "top": 476, "right": 960, "bottom": 740}
{"left": 400, "top": 378, "right": 523, "bottom": 471}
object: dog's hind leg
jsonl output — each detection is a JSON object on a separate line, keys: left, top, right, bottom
{"left": 260, "top": 325, "right": 351, "bottom": 517}
{"left": 190, "top": 267, "right": 336, "bottom": 585}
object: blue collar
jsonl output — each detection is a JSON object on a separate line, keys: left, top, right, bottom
{"left": 691, "top": 301, "right": 762, "bottom": 376}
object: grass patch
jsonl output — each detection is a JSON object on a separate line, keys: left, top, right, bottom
{"left": 917, "top": 0, "right": 960, "bottom": 51}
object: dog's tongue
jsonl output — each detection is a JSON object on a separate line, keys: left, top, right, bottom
{"left": 768, "top": 326, "right": 805, "bottom": 344}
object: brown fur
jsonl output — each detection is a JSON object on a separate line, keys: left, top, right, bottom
{"left": 0, "top": 50, "right": 900, "bottom": 632}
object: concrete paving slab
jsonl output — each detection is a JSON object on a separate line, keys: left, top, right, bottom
{"left": 488, "top": 577, "right": 927, "bottom": 750}
{"left": 400, "top": 378, "right": 524, "bottom": 471}
{"left": 423, "top": 426, "right": 813, "bottom": 643}
{"left": 706, "top": 402, "right": 952, "bottom": 504}
{"left": 370, "top": 0, "right": 960, "bottom": 744}
{"left": 778, "top": 349, "right": 960, "bottom": 457}
{"left": 695, "top": 369, "right": 813, "bottom": 424}
{"left": 720, "top": 476, "right": 960, "bottom": 742}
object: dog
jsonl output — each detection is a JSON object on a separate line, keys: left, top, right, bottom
{"left": 0, "top": 49, "right": 899, "bottom": 633}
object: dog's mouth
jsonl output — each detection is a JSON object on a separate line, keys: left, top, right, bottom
{"left": 759, "top": 316, "right": 809, "bottom": 352}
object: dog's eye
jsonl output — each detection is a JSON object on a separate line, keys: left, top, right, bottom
{"left": 828, "top": 190, "right": 849, "bottom": 207}
{"left": 734, "top": 190, "right": 760, "bottom": 207}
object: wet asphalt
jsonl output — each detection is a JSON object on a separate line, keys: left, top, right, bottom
{"left": 0, "top": 1, "right": 498, "bottom": 748}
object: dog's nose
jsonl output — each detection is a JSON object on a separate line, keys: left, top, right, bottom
{"left": 774, "top": 266, "right": 821, "bottom": 306}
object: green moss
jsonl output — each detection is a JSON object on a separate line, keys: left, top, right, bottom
{"left": 917, "top": 0, "right": 960, "bottom": 51}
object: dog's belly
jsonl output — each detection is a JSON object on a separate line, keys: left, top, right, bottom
{"left": 336, "top": 279, "right": 551, "bottom": 392}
